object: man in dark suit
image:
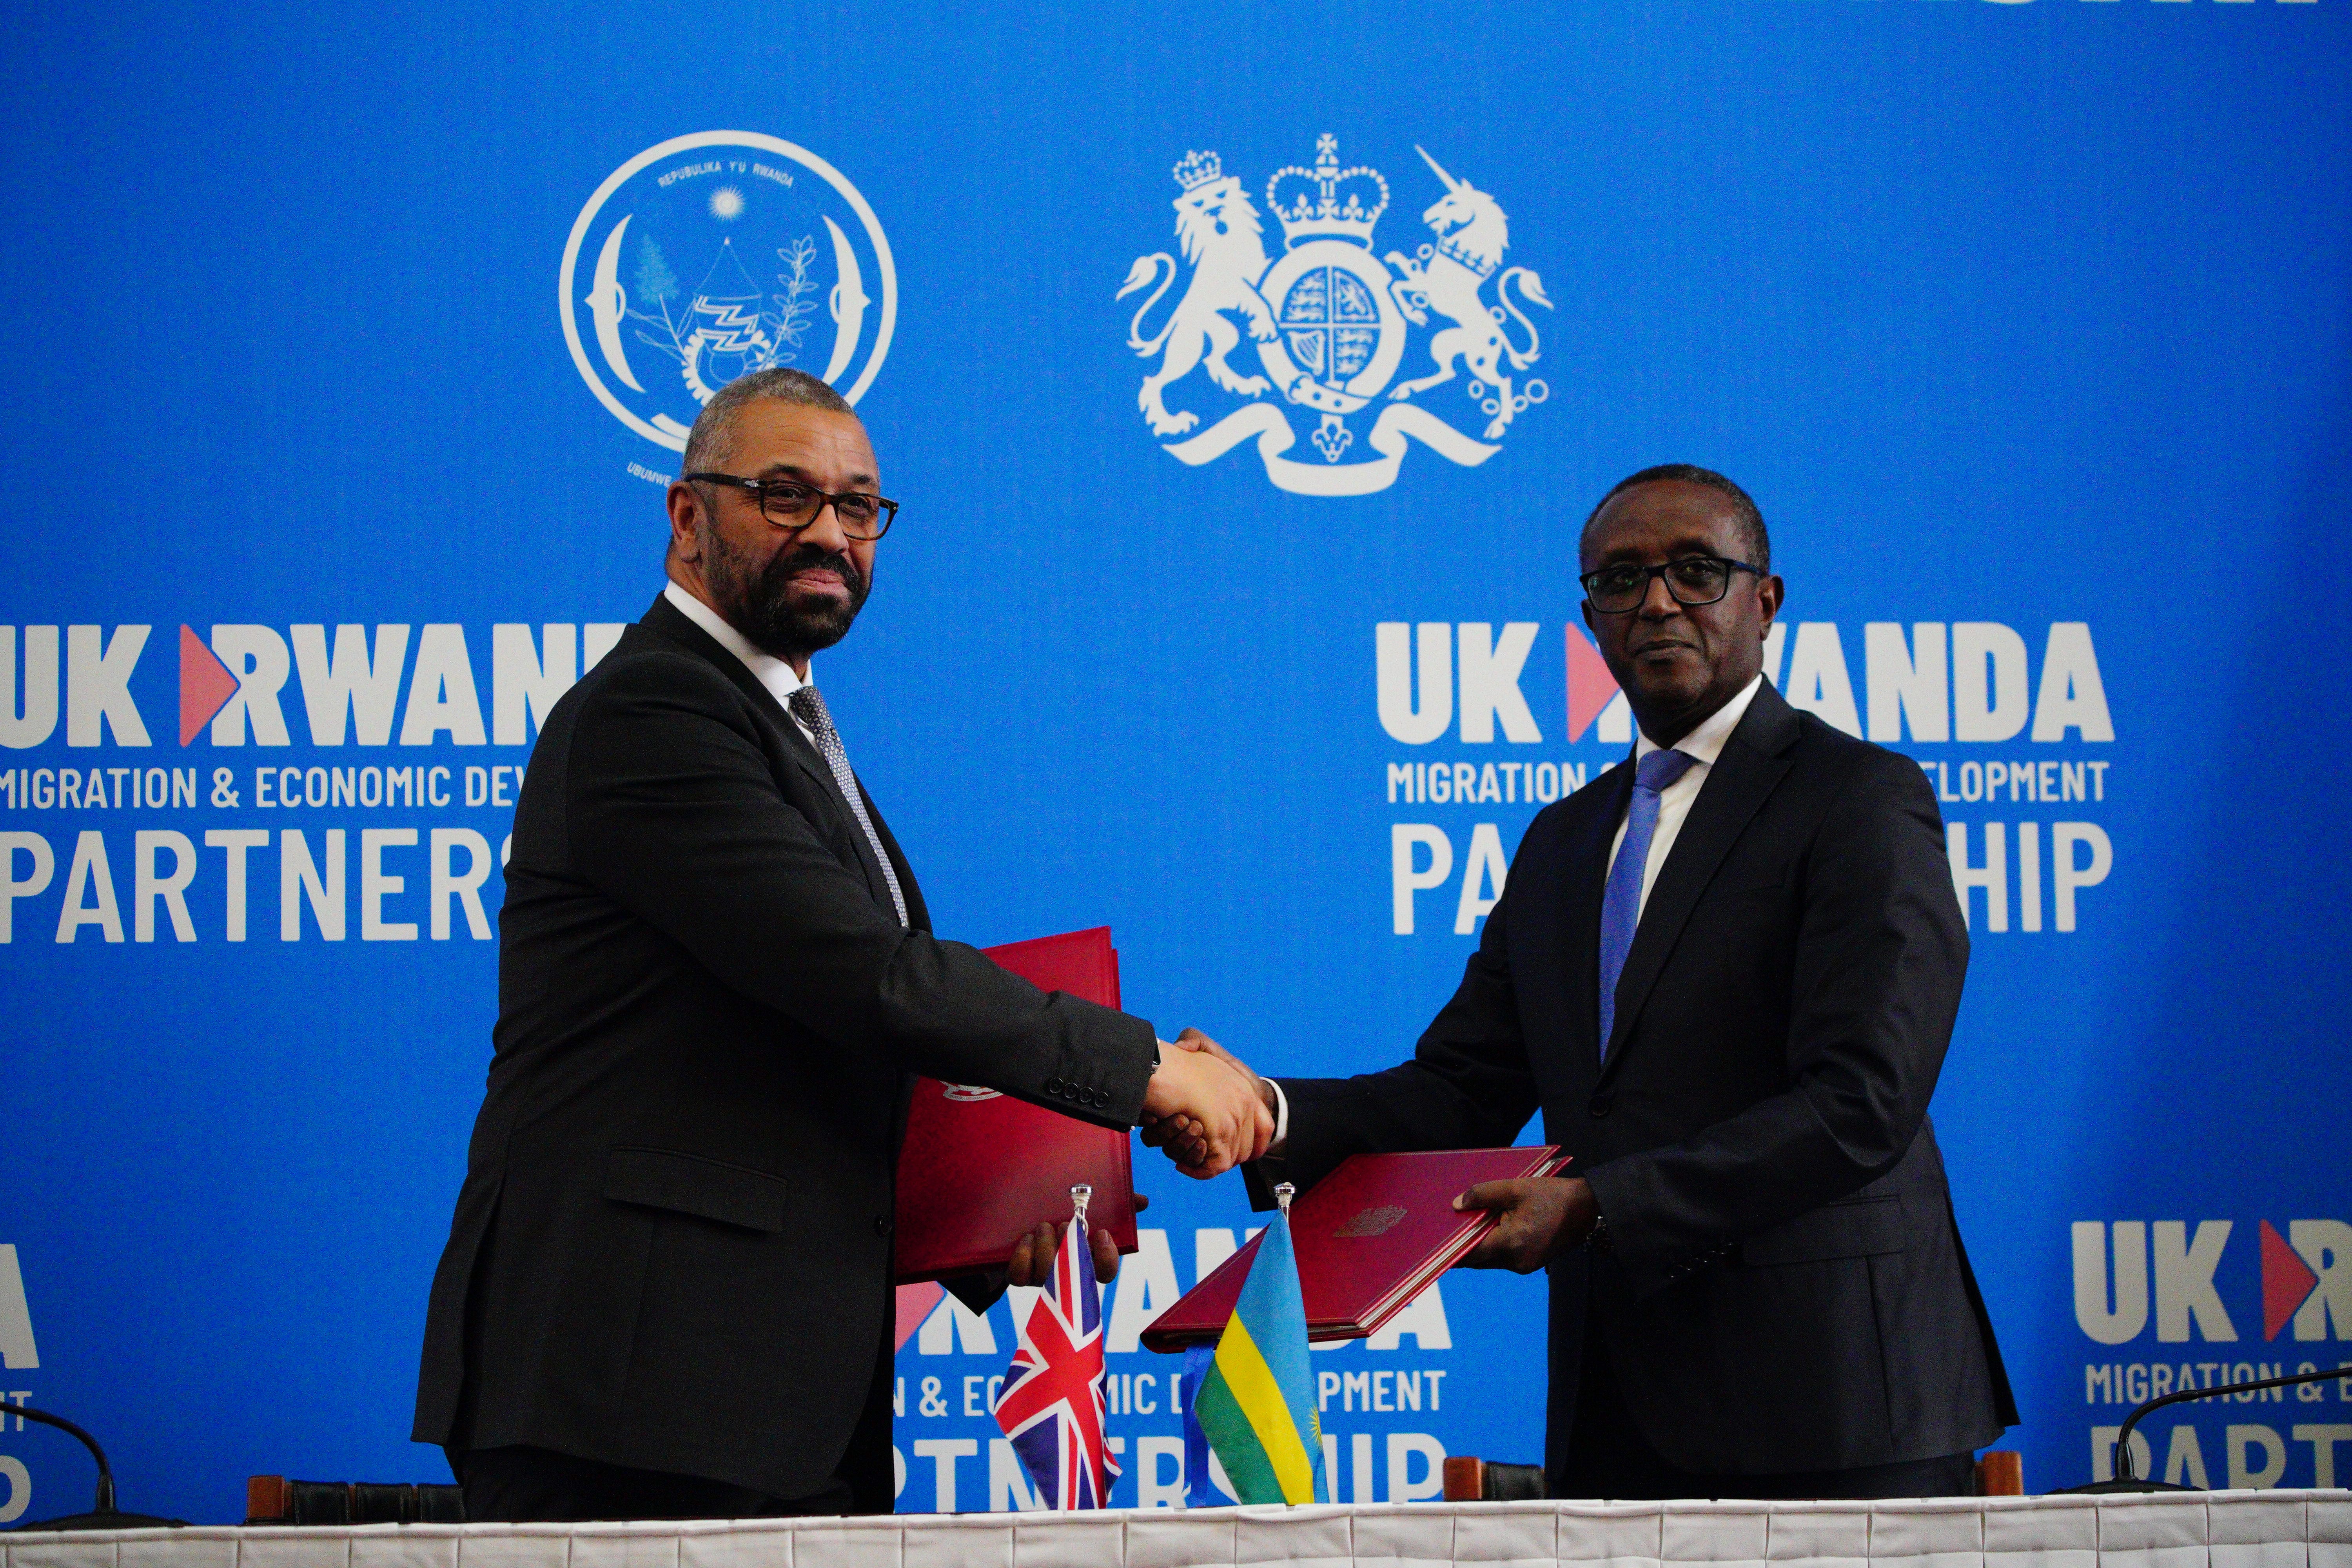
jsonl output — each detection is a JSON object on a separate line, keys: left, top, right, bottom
{"left": 1154, "top": 465, "right": 2014, "bottom": 1498}
{"left": 414, "top": 368, "right": 1269, "bottom": 1521}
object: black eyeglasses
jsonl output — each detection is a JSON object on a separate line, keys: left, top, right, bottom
{"left": 684, "top": 473, "right": 898, "bottom": 541}
{"left": 1580, "top": 556, "right": 1762, "bottom": 614}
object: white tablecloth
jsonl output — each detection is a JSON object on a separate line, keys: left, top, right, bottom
{"left": 7, "top": 1493, "right": 2347, "bottom": 1568}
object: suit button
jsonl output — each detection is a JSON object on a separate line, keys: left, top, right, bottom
{"left": 1045, "top": 1078, "right": 1064, "bottom": 1094}
{"left": 873, "top": 1217, "right": 892, "bottom": 1237}
{"left": 1588, "top": 1094, "right": 1614, "bottom": 1118}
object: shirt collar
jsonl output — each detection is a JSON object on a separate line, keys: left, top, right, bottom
{"left": 1634, "top": 672, "right": 1765, "bottom": 769}
{"left": 663, "top": 580, "right": 809, "bottom": 710}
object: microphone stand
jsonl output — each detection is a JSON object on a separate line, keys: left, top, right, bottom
{"left": 2056, "top": 1363, "right": 2351, "bottom": 1494}
{"left": 4, "top": 1400, "right": 185, "bottom": 1530}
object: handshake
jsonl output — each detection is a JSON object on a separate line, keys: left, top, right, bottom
{"left": 1138, "top": 1027, "right": 1275, "bottom": 1178}
{"left": 1008, "top": 1026, "right": 1601, "bottom": 1287}
{"left": 1134, "top": 1029, "right": 1600, "bottom": 1279}
{"left": 1005, "top": 1028, "right": 1272, "bottom": 1290}
{"left": 1137, "top": 1030, "right": 1606, "bottom": 1279}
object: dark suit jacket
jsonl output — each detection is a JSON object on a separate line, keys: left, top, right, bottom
{"left": 1265, "top": 680, "right": 2016, "bottom": 1481}
{"left": 412, "top": 593, "right": 1158, "bottom": 1504}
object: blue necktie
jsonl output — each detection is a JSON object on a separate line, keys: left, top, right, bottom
{"left": 1597, "top": 748, "right": 1697, "bottom": 1058}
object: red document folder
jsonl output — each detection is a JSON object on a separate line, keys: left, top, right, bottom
{"left": 1139, "top": 1146, "right": 1562, "bottom": 1350}
{"left": 892, "top": 927, "right": 1140, "bottom": 1283}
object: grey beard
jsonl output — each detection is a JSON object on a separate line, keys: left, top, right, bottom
{"left": 711, "top": 534, "right": 869, "bottom": 660}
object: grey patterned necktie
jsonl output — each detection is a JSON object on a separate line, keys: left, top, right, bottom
{"left": 787, "top": 684, "right": 909, "bottom": 927}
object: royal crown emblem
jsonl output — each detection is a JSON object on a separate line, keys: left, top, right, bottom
{"left": 1173, "top": 149, "right": 1226, "bottom": 192}
{"left": 1268, "top": 135, "right": 1390, "bottom": 249}
{"left": 1117, "top": 132, "right": 1552, "bottom": 497}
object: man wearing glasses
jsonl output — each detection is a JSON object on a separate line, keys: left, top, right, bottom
{"left": 414, "top": 368, "right": 1271, "bottom": 1521}
{"left": 1153, "top": 464, "right": 2013, "bottom": 1498}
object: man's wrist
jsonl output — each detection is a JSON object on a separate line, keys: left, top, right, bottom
{"left": 1261, "top": 1077, "right": 1290, "bottom": 1154}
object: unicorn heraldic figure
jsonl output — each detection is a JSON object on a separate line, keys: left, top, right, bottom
{"left": 1383, "top": 147, "right": 1553, "bottom": 441}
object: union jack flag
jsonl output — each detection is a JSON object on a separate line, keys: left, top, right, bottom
{"left": 992, "top": 1218, "right": 1120, "bottom": 1510}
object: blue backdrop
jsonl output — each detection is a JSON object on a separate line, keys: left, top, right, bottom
{"left": 3, "top": 0, "right": 2349, "bottom": 1525}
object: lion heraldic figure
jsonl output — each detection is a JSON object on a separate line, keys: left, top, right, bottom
{"left": 1119, "top": 149, "right": 1280, "bottom": 437}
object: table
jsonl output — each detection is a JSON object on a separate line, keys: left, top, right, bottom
{"left": 7, "top": 1492, "right": 2347, "bottom": 1568}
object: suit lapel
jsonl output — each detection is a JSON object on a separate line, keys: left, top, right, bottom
{"left": 1598, "top": 682, "right": 1802, "bottom": 1078}
{"left": 637, "top": 594, "right": 901, "bottom": 916}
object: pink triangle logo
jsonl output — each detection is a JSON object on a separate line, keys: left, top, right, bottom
{"left": 1566, "top": 626, "right": 1621, "bottom": 742}
{"left": 179, "top": 626, "right": 238, "bottom": 746}
{"left": 894, "top": 1280, "right": 945, "bottom": 1353}
{"left": 2260, "top": 1220, "right": 2319, "bottom": 1341}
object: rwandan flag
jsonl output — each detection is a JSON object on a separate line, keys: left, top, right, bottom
{"left": 1192, "top": 1208, "right": 1328, "bottom": 1504}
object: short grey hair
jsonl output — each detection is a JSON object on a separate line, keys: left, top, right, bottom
{"left": 680, "top": 368, "right": 856, "bottom": 476}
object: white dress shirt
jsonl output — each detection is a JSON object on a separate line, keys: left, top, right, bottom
{"left": 1606, "top": 672, "right": 1766, "bottom": 923}
{"left": 663, "top": 581, "right": 816, "bottom": 744}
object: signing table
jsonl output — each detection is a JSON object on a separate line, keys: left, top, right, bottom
{"left": 7, "top": 1494, "right": 2347, "bottom": 1568}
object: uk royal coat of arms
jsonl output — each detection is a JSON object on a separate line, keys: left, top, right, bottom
{"left": 1119, "top": 135, "right": 1550, "bottom": 497}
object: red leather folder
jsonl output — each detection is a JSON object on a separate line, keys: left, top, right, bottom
{"left": 892, "top": 927, "right": 1140, "bottom": 1283}
{"left": 1139, "top": 1146, "right": 1562, "bottom": 1350}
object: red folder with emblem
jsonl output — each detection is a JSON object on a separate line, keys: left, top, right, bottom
{"left": 891, "top": 927, "right": 1141, "bottom": 1283}
{"left": 1139, "top": 1146, "right": 1562, "bottom": 1349}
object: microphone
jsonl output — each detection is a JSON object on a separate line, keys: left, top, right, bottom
{"left": 2058, "top": 1363, "right": 2352, "bottom": 1494}
{"left": 3, "top": 1400, "right": 184, "bottom": 1531}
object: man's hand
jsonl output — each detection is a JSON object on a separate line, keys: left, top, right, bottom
{"left": 1140, "top": 1029, "right": 1277, "bottom": 1175}
{"left": 1454, "top": 1176, "right": 1599, "bottom": 1273}
{"left": 1005, "top": 1194, "right": 1149, "bottom": 1287}
{"left": 1136, "top": 1111, "right": 1208, "bottom": 1170}
{"left": 1139, "top": 1032, "right": 1274, "bottom": 1177}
